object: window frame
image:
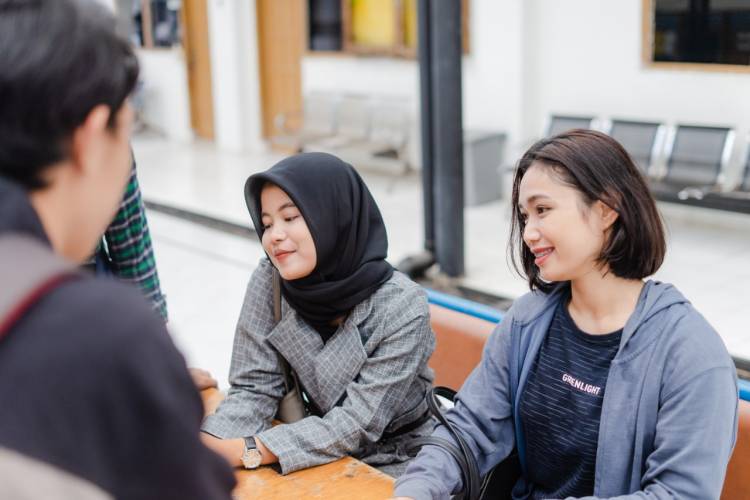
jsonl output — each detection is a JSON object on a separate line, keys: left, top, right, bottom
{"left": 114, "top": 0, "right": 182, "bottom": 51}
{"left": 307, "top": 0, "right": 469, "bottom": 60}
{"left": 642, "top": 0, "right": 750, "bottom": 73}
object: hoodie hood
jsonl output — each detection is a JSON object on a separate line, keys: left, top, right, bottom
{"left": 510, "top": 279, "right": 690, "bottom": 354}
{"left": 619, "top": 280, "right": 689, "bottom": 348}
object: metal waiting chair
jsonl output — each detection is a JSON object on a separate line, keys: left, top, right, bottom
{"left": 606, "top": 119, "right": 665, "bottom": 177}
{"left": 306, "top": 95, "right": 412, "bottom": 174}
{"left": 271, "top": 92, "right": 339, "bottom": 152}
{"left": 687, "top": 138, "right": 750, "bottom": 214}
{"left": 303, "top": 94, "right": 370, "bottom": 153}
{"left": 335, "top": 98, "right": 411, "bottom": 172}
{"left": 737, "top": 147, "right": 750, "bottom": 193}
{"left": 652, "top": 124, "right": 734, "bottom": 201}
{"left": 545, "top": 115, "right": 596, "bottom": 137}
{"left": 716, "top": 145, "right": 750, "bottom": 200}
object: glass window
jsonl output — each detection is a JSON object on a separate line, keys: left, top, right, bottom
{"left": 308, "top": 0, "right": 468, "bottom": 58}
{"left": 652, "top": 0, "right": 750, "bottom": 65}
{"left": 116, "top": 0, "right": 183, "bottom": 49}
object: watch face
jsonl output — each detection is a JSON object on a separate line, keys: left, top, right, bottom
{"left": 241, "top": 448, "right": 262, "bottom": 469}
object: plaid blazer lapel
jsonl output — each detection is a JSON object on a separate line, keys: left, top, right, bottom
{"left": 309, "top": 319, "right": 368, "bottom": 411}
{"left": 267, "top": 308, "right": 322, "bottom": 382}
{"left": 267, "top": 298, "right": 373, "bottom": 413}
{"left": 308, "top": 295, "right": 375, "bottom": 411}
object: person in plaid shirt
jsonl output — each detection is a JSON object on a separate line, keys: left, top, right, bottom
{"left": 95, "top": 154, "right": 167, "bottom": 321}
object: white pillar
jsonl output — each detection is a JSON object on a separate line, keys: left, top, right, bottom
{"left": 207, "top": 0, "right": 264, "bottom": 152}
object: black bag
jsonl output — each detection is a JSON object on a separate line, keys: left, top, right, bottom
{"left": 408, "top": 386, "right": 521, "bottom": 500}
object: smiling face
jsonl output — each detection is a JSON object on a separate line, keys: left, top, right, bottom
{"left": 518, "top": 162, "right": 614, "bottom": 284}
{"left": 260, "top": 184, "right": 317, "bottom": 280}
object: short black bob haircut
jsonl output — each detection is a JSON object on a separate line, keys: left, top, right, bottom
{"left": 509, "top": 129, "right": 666, "bottom": 293}
{"left": 0, "top": 0, "right": 139, "bottom": 190}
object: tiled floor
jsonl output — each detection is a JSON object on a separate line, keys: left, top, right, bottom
{"left": 135, "top": 134, "right": 750, "bottom": 385}
{"left": 146, "top": 211, "right": 262, "bottom": 387}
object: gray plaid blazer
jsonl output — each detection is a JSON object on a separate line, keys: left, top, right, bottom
{"left": 201, "top": 258, "right": 435, "bottom": 475}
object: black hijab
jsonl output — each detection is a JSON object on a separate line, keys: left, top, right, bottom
{"left": 245, "top": 152, "right": 394, "bottom": 338}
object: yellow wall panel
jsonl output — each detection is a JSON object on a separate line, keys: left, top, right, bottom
{"left": 351, "top": 0, "right": 396, "bottom": 48}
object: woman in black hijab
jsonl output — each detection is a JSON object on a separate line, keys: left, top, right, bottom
{"left": 201, "top": 153, "right": 436, "bottom": 478}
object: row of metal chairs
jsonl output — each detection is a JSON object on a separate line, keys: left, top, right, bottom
{"left": 270, "top": 92, "right": 412, "bottom": 174}
{"left": 545, "top": 115, "right": 750, "bottom": 213}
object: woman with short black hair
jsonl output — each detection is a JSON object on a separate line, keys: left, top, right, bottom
{"left": 393, "top": 129, "right": 737, "bottom": 500}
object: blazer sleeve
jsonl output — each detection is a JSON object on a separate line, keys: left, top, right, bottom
{"left": 256, "top": 284, "right": 434, "bottom": 474}
{"left": 201, "top": 259, "right": 286, "bottom": 439}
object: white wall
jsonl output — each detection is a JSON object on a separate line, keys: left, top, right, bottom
{"left": 207, "top": 0, "right": 264, "bottom": 152}
{"left": 524, "top": 0, "right": 750, "bottom": 183}
{"left": 137, "top": 49, "right": 193, "bottom": 143}
{"left": 302, "top": 0, "right": 526, "bottom": 167}
{"left": 128, "top": 1, "right": 265, "bottom": 151}
{"left": 462, "top": 0, "right": 524, "bottom": 157}
{"left": 99, "top": 0, "right": 193, "bottom": 142}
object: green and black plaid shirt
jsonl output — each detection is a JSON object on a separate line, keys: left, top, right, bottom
{"left": 99, "top": 161, "right": 168, "bottom": 321}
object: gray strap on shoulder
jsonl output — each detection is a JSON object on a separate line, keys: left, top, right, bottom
{"left": 272, "top": 267, "right": 282, "bottom": 323}
{"left": 0, "top": 235, "right": 75, "bottom": 336}
{"left": 272, "top": 267, "right": 294, "bottom": 392}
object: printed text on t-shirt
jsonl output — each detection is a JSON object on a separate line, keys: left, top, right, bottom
{"left": 561, "top": 373, "right": 602, "bottom": 396}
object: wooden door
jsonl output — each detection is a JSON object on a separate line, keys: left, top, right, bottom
{"left": 256, "top": 0, "right": 304, "bottom": 142}
{"left": 183, "top": 0, "right": 214, "bottom": 140}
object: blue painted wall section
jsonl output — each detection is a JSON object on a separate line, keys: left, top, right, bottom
{"left": 424, "top": 287, "right": 504, "bottom": 323}
{"left": 740, "top": 380, "right": 750, "bottom": 402}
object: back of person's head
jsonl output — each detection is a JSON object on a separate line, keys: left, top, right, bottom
{"left": 509, "top": 129, "right": 666, "bottom": 292}
{"left": 0, "top": 0, "right": 139, "bottom": 190}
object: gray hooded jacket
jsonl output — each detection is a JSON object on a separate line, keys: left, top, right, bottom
{"left": 395, "top": 281, "right": 738, "bottom": 499}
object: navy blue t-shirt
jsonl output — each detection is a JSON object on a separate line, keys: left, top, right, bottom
{"left": 519, "top": 299, "right": 622, "bottom": 499}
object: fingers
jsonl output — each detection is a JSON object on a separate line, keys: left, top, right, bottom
{"left": 189, "top": 367, "right": 218, "bottom": 390}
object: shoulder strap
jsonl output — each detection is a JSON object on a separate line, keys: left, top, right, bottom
{"left": 272, "top": 267, "right": 296, "bottom": 394}
{"left": 0, "top": 235, "right": 77, "bottom": 340}
{"left": 272, "top": 266, "right": 282, "bottom": 323}
{"left": 404, "top": 386, "right": 482, "bottom": 500}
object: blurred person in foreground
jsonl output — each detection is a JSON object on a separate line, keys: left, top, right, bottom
{"left": 0, "top": 0, "right": 234, "bottom": 498}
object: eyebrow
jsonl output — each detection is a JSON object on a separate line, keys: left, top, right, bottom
{"left": 519, "top": 194, "right": 551, "bottom": 208}
{"left": 261, "top": 202, "right": 297, "bottom": 218}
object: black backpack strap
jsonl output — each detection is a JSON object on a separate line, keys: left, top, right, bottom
{"left": 405, "top": 386, "right": 482, "bottom": 500}
{"left": 0, "top": 235, "right": 78, "bottom": 339}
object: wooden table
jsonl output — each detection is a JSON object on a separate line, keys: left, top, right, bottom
{"left": 201, "top": 388, "right": 395, "bottom": 499}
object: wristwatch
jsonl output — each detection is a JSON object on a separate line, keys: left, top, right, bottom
{"left": 241, "top": 437, "right": 262, "bottom": 469}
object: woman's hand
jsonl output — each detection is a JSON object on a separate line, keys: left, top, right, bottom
{"left": 189, "top": 367, "right": 218, "bottom": 390}
{"left": 255, "top": 437, "right": 279, "bottom": 465}
{"left": 200, "top": 433, "right": 243, "bottom": 467}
